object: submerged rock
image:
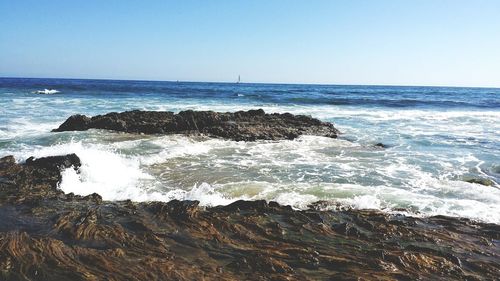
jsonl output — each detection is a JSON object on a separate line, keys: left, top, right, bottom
{"left": 52, "top": 109, "right": 340, "bottom": 141}
{"left": 374, "top": 142, "right": 388, "bottom": 148}
{"left": 0, "top": 154, "right": 499, "bottom": 280}
{"left": 464, "top": 177, "right": 496, "bottom": 186}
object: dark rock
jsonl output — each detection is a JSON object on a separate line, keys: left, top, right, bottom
{"left": 222, "top": 200, "right": 269, "bottom": 212}
{"left": 0, "top": 154, "right": 499, "bottom": 280}
{"left": 82, "top": 193, "right": 103, "bottom": 204}
{"left": 0, "top": 155, "right": 16, "bottom": 168}
{"left": 0, "top": 156, "right": 18, "bottom": 177}
{"left": 464, "top": 178, "right": 495, "bottom": 186}
{"left": 52, "top": 114, "right": 91, "bottom": 131}
{"left": 332, "top": 222, "right": 365, "bottom": 238}
{"left": 0, "top": 154, "right": 82, "bottom": 204}
{"left": 52, "top": 109, "right": 340, "bottom": 141}
{"left": 162, "top": 199, "right": 200, "bottom": 219}
{"left": 375, "top": 143, "right": 388, "bottom": 148}
{"left": 25, "top": 153, "right": 81, "bottom": 172}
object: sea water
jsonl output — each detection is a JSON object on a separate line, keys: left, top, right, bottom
{"left": 1, "top": 78, "right": 499, "bottom": 223}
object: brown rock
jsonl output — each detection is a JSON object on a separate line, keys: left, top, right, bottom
{"left": 0, "top": 154, "right": 499, "bottom": 280}
{"left": 52, "top": 109, "right": 340, "bottom": 141}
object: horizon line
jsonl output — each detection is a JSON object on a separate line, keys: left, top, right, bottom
{"left": 1, "top": 75, "right": 499, "bottom": 90}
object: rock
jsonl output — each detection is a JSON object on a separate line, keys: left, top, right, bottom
{"left": 83, "top": 193, "right": 103, "bottom": 204}
{"left": 0, "top": 154, "right": 82, "bottom": 205}
{"left": 53, "top": 114, "right": 91, "bottom": 131}
{"left": 0, "top": 156, "right": 18, "bottom": 177}
{"left": 491, "top": 165, "right": 500, "bottom": 174}
{"left": 52, "top": 109, "right": 340, "bottom": 141}
{"left": 332, "top": 222, "right": 359, "bottom": 236}
{"left": 149, "top": 200, "right": 200, "bottom": 220}
{"left": 0, "top": 155, "right": 16, "bottom": 168}
{"left": 222, "top": 200, "right": 269, "bottom": 212}
{"left": 464, "top": 178, "right": 495, "bottom": 186}
{"left": 374, "top": 143, "right": 388, "bottom": 148}
{"left": 25, "top": 153, "right": 81, "bottom": 172}
{"left": 0, "top": 154, "right": 499, "bottom": 280}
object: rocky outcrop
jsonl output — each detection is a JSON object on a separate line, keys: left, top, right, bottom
{"left": 52, "top": 109, "right": 340, "bottom": 141}
{"left": 0, "top": 154, "right": 499, "bottom": 280}
{"left": 0, "top": 154, "right": 81, "bottom": 204}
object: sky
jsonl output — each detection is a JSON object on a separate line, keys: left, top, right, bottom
{"left": 1, "top": 0, "right": 499, "bottom": 87}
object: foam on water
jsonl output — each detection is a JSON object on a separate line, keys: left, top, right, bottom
{"left": 177, "top": 182, "right": 239, "bottom": 206}
{"left": 343, "top": 195, "right": 384, "bottom": 209}
{"left": 57, "top": 146, "right": 154, "bottom": 201}
{"left": 3, "top": 126, "right": 499, "bottom": 224}
{"left": 137, "top": 136, "right": 217, "bottom": 165}
{"left": 33, "top": 89, "right": 60, "bottom": 95}
{"left": 0, "top": 117, "right": 60, "bottom": 140}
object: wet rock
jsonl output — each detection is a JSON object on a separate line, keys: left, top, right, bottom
{"left": 52, "top": 109, "right": 340, "bottom": 141}
{"left": 464, "top": 178, "right": 495, "bottom": 186}
{"left": 0, "top": 154, "right": 499, "bottom": 280}
{"left": 82, "top": 193, "right": 103, "bottom": 204}
{"left": 25, "top": 153, "right": 81, "bottom": 172}
{"left": 54, "top": 114, "right": 91, "bottom": 131}
{"left": 374, "top": 142, "right": 388, "bottom": 148}
{"left": 0, "top": 155, "right": 16, "bottom": 168}
{"left": 150, "top": 200, "right": 200, "bottom": 220}
{"left": 331, "top": 222, "right": 366, "bottom": 238}
{"left": 491, "top": 164, "right": 500, "bottom": 174}
{"left": 0, "top": 154, "right": 82, "bottom": 205}
{"left": 222, "top": 200, "right": 269, "bottom": 212}
{"left": 0, "top": 156, "right": 19, "bottom": 177}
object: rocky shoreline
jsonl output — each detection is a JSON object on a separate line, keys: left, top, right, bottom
{"left": 52, "top": 109, "right": 340, "bottom": 141}
{"left": 1, "top": 110, "right": 498, "bottom": 280}
{"left": 1, "top": 154, "right": 499, "bottom": 280}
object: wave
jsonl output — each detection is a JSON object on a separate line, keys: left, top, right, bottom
{"left": 284, "top": 96, "right": 500, "bottom": 109}
{"left": 0, "top": 117, "right": 61, "bottom": 140}
{"left": 32, "top": 89, "right": 60, "bottom": 95}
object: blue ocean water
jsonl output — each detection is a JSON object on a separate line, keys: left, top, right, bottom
{"left": 1, "top": 78, "right": 499, "bottom": 223}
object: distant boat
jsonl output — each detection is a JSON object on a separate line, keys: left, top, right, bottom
{"left": 237, "top": 75, "right": 241, "bottom": 84}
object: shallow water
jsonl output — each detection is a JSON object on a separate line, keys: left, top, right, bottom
{"left": 1, "top": 78, "right": 499, "bottom": 223}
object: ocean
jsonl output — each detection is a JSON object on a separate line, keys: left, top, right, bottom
{"left": 1, "top": 77, "right": 499, "bottom": 223}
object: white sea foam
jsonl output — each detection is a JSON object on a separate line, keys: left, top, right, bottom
{"left": 58, "top": 149, "right": 154, "bottom": 201}
{"left": 137, "top": 136, "right": 216, "bottom": 165}
{"left": 32, "top": 89, "right": 60, "bottom": 95}
{"left": 272, "top": 192, "right": 319, "bottom": 209}
{"left": 175, "top": 182, "right": 238, "bottom": 206}
{"left": 0, "top": 118, "right": 59, "bottom": 140}
{"left": 340, "top": 195, "right": 384, "bottom": 210}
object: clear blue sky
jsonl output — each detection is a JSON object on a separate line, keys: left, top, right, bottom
{"left": 1, "top": 0, "right": 499, "bottom": 87}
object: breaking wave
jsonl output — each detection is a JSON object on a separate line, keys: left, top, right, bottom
{"left": 33, "top": 89, "right": 60, "bottom": 95}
